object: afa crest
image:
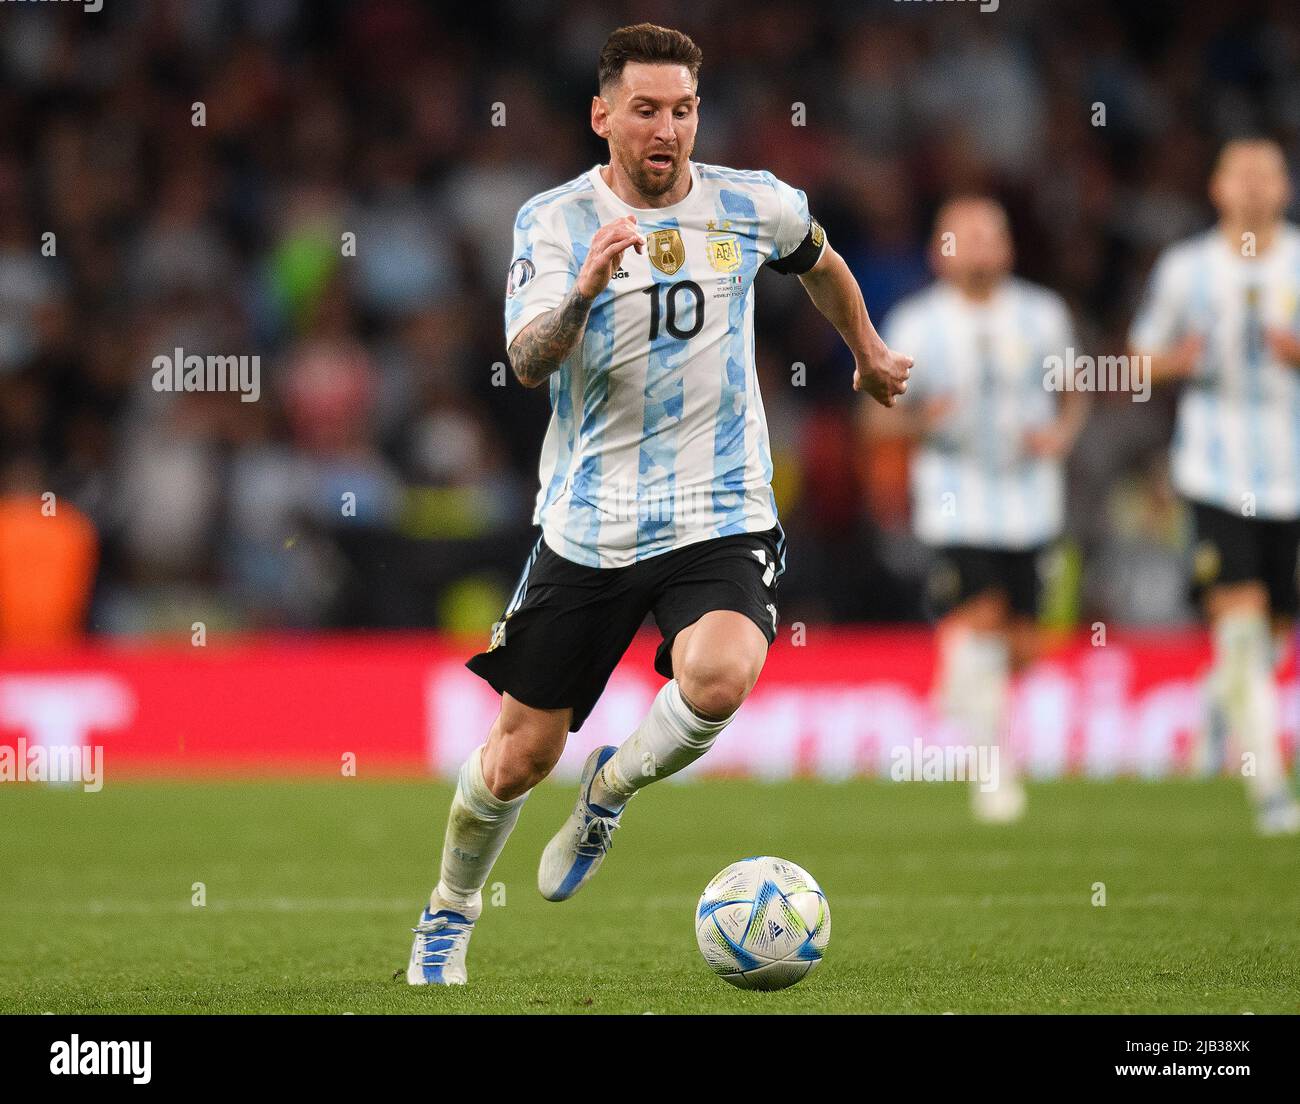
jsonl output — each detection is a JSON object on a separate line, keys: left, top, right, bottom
{"left": 706, "top": 233, "right": 742, "bottom": 273}
{"left": 648, "top": 229, "right": 685, "bottom": 275}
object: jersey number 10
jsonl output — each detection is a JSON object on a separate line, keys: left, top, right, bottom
{"left": 642, "top": 281, "right": 705, "bottom": 341}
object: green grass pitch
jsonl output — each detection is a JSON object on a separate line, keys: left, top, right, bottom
{"left": 1, "top": 777, "right": 1296, "bottom": 1014}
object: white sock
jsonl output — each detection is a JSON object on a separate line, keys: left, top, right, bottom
{"left": 1214, "top": 613, "right": 1286, "bottom": 803}
{"left": 433, "top": 745, "right": 528, "bottom": 918}
{"left": 589, "top": 680, "right": 733, "bottom": 811}
{"left": 937, "top": 629, "right": 1013, "bottom": 790}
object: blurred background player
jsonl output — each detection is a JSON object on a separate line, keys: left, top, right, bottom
{"left": 1129, "top": 137, "right": 1300, "bottom": 836}
{"left": 871, "top": 197, "right": 1088, "bottom": 823}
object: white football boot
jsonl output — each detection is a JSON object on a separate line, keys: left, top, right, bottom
{"left": 538, "top": 746, "right": 625, "bottom": 902}
{"left": 406, "top": 893, "right": 477, "bottom": 985}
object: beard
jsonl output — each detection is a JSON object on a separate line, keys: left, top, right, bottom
{"left": 610, "top": 132, "right": 690, "bottom": 198}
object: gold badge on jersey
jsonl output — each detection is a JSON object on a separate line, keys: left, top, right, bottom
{"left": 706, "top": 232, "right": 742, "bottom": 273}
{"left": 648, "top": 229, "right": 684, "bottom": 275}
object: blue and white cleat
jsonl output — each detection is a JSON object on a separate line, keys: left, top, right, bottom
{"left": 406, "top": 901, "right": 475, "bottom": 986}
{"left": 538, "top": 745, "right": 625, "bottom": 902}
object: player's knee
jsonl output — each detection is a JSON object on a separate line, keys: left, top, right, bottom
{"left": 485, "top": 740, "right": 560, "bottom": 798}
{"left": 485, "top": 709, "right": 567, "bottom": 797}
{"left": 678, "top": 655, "right": 758, "bottom": 720}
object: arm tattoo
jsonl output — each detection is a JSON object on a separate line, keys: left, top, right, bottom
{"left": 509, "top": 284, "right": 594, "bottom": 387}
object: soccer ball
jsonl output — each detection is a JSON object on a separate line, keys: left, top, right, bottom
{"left": 695, "top": 856, "right": 830, "bottom": 990}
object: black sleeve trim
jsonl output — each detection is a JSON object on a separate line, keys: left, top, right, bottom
{"left": 767, "top": 217, "right": 826, "bottom": 275}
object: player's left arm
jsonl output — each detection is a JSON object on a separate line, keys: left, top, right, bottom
{"left": 797, "top": 244, "right": 913, "bottom": 407}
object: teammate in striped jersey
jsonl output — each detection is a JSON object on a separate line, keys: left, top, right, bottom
{"left": 1130, "top": 137, "right": 1300, "bottom": 835}
{"left": 407, "top": 23, "right": 913, "bottom": 984}
{"left": 874, "top": 197, "right": 1088, "bottom": 823}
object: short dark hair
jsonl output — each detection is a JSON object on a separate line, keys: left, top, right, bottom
{"left": 597, "top": 23, "right": 702, "bottom": 94}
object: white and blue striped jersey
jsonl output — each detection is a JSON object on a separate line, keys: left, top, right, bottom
{"left": 504, "top": 161, "right": 822, "bottom": 568}
{"left": 1129, "top": 224, "right": 1300, "bottom": 520}
{"left": 884, "top": 278, "right": 1075, "bottom": 549}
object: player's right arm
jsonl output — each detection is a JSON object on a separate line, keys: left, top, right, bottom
{"left": 1128, "top": 246, "right": 1204, "bottom": 383}
{"left": 507, "top": 215, "right": 645, "bottom": 388}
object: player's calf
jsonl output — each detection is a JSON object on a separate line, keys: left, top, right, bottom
{"left": 482, "top": 695, "right": 571, "bottom": 798}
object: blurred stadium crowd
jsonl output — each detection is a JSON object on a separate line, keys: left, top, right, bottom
{"left": 2, "top": 0, "right": 1300, "bottom": 640}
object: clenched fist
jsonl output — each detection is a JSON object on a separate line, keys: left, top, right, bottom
{"left": 853, "top": 346, "right": 914, "bottom": 407}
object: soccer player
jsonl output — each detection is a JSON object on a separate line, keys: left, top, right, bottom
{"left": 871, "top": 197, "right": 1087, "bottom": 823}
{"left": 1129, "top": 137, "right": 1300, "bottom": 836}
{"left": 406, "top": 23, "right": 912, "bottom": 984}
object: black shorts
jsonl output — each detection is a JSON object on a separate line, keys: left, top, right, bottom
{"left": 1189, "top": 500, "right": 1300, "bottom": 616}
{"left": 924, "top": 544, "right": 1046, "bottom": 620}
{"left": 466, "top": 525, "right": 785, "bottom": 731}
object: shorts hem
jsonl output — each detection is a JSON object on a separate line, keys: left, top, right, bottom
{"left": 653, "top": 600, "right": 778, "bottom": 680}
{"left": 464, "top": 655, "right": 595, "bottom": 732}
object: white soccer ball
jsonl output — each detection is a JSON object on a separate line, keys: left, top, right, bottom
{"left": 695, "top": 855, "right": 831, "bottom": 990}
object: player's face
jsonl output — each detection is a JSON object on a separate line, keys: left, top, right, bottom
{"left": 1211, "top": 142, "right": 1291, "bottom": 225}
{"left": 933, "top": 201, "right": 1013, "bottom": 286}
{"left": 596, "top": 62, "right": 698, "bottom": 198}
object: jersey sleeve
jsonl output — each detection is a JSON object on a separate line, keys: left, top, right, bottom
{"left": 505, "top": 202, "right": 578, "bottom": 349}
{"left": 1041, "top": 292, "right": 1080, "bottom": 393}
{"left": 763, "top": 173, "right": 827, "bottom": 276}
{"left": 1045, "top": 292, "right": 1077, "bottom": 363}
{"left": 1128, "top": 248, "right": 1187, "bottom": 352}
